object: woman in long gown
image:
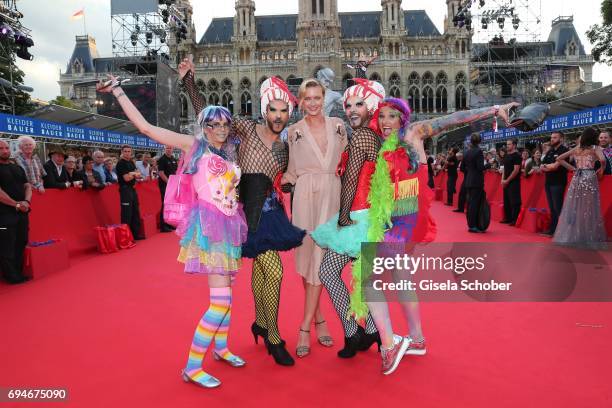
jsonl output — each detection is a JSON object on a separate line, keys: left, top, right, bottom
{"left": 553, "top": 127, "right": 608, "bottom": 249}
{"left": 282, "top": 79, "right": 348, "bottom": 357}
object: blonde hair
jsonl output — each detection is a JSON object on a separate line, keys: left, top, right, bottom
{"left": 297, "top": 78, "right": 326, "bottom": 113}
{"left": 298, "top": 78, "right": 325, "bottom": 100}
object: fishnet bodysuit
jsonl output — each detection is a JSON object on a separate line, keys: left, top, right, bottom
{"left": 183, "top": 72, "right": 288, "bottom": 179}
{"left": 337, "top": 127, "right": 381, "bottom": 226}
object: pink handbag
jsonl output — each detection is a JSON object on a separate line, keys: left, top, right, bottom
{"left": 163, "top": 146, "right": 197, "bottom": 227}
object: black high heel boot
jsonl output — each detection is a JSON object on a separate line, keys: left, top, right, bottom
{"left": 358, "top": 330, "right": 382, "bottom": 352}
{"left": 266, "top": 340, "right": 295, "bottom": 366}
{"left": 251, "top": 322, "right": 268, "bottom": 345}
{"left": 338, "top": 326, "right": 365, "bottom": 359}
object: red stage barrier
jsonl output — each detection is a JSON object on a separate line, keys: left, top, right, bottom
{"left": 435, "top": 172, "right": 612, "bottom": 237}
{"left": 29, "top": 181, "right": 162, "bottom": 256}
{"left": 26, "top": 175, "right": 612, "bottom": 256}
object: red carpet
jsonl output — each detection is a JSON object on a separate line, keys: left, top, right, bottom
{"left": 1, "top": 201, "right": 610, "bottom": 407}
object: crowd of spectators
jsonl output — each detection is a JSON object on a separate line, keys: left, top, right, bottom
{"left": 0, "top": 136, "right": 178, "bottom": 285}
{"left": 433, "top": 128, "right": 610, "bottom": 237}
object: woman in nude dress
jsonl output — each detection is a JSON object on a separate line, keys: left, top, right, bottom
{"left": 282, "top": 79, "right": 348, "bottom": 357}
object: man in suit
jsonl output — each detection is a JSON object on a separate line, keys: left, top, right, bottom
{"left": 463, "top": 133, "right": 486, "bottom": 233}
{"left": 43, "top": 148, "right": 69, "bottom": 189}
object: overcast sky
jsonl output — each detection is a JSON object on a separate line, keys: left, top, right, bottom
{"left": 14, "top": 0, "right": 612, "bottom": 101}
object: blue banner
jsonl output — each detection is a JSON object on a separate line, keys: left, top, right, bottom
{"left": 470, "top": 104, "right": 612, "bottom": 144}
{"left": 0, "top": 113, "right": 162, "bottom": 149}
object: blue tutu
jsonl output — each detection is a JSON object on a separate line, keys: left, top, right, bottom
{"left": 242, "top": 194, "right": 306, "bottom": 259}
{"left": 311, "top": 209, "right": 369, "bottom": 258}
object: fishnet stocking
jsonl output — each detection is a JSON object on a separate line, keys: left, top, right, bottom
{"left": 320, "top": 250, "right": 378, "bottom": 336}
{"left": 253, "top": 250, "right": 284, "bottom": 344}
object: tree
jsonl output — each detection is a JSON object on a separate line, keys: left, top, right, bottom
{"left": 586, "top": 0, "right": 612, "bottom": 64}
{"left": 49, "top": 96, "right": 77, "bottom": 109}
{"left": 0, "top": 37, "right": 34, "bottom": 115}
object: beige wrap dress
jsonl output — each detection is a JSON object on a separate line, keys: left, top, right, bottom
{"left": 283, "top": 117, "right": 348, "bottom": 285}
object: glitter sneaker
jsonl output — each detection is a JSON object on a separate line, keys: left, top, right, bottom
{"left": 381, "top": 334, "right": 409, "bottom": 375}
{"left": 404, "top": 337, "right": 427, "bottom": 356}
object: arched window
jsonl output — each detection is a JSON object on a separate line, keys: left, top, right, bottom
{"left": 436, "top": 46, "right": 443, "bottom": 56}
{"left": 422, "top": 86, "right": 434, "bottom": 113}
{"left": 369, "top": 72, "right": 382, "bottom": 82}
{"left": 436, "top": 71, "right": 448, "bottom": 85}
{"left": 389, "top": 72, "right": 401, "bottom": 87}
{"left": 422, "top": 71, "right": 434, "bottom": 85}
{"left": 568, "top": 42, "right": 577, "bottom": 56}
{"left": 423, "top": 46, "right": 429, "bottom": 56}
{"left": 212, "top": 54, "right": 218, "bottom": 64}
{"left": 221, "top": 78, "right": 232, "bottom": 92}
{"left": 199, "top": 55, "right": 204, "bottom": 64}
{"left": 208, "top": 93, "right": 220, "bottom": 106}
{"left": 436, "top": 87, "right": 448, "bottom": 113}
{"left": 240, "top": 77, "right": 251, "bottom": 90}
{"left": 456, "top": 72, "right": 466, "bottom": 85}
{"left": 274, "top": 51, "right": 279, "bottom": 61}
{"left": 240, "top": 92, "right": 252, "bottom": 116}
{"left": 196, "top": 78, "right": 205, "bottom": 91}
{"left": 222, "top": 93, "right": 234, "bottom": 114}
{"left": 409, "top": 47, "right": 415, "bottom": 57}
{"left": 207, "top": 79, "right": 219, "bottom": 93}
{"left": 455, "top": 86, "right": 467, "bottom": 110}
{"left": 390, "top": 86, "right": 401, "bottom": 98}
{"left": 204, "top": 55, "right": 209, "bottom": 65}
{"left": 408, "top": 87, "right": 420, "bottom": 113}
{"left": 408, "top": 71, "right": 420, "bottom": 86}
{"left": 72, "top": 58, "right": 83, "bottom": 74}
{"left": 224, "top": 53, "right": 230, "bottom": 63}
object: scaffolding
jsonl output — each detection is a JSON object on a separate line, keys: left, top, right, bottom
{"left": 111, "top": 12, "right": 170, "bottom": 58}
{"left": 452, "top": 0, "right": 558, "bottom": 108}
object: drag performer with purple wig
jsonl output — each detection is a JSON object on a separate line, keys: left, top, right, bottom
{"left": 97, "top": 76, "right": 248, "bottom": 389}
{"left": 353, "top": 97, "right": 519, "bottom": 375}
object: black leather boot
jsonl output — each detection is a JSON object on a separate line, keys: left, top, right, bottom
{"left": 266, "top": 340, "right": 295, "bottom": 366}
{"left": 358, "top": 330, "right": 381, "bottom": 352}
{"left": 337, "top": 326, "right": 365, "bottom": 358}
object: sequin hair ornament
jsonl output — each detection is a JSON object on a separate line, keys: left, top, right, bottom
{"left": 260, "top": 77, "right": 297, "bottom": 119}
{"left": 342, "top": 78, "right": 386, "bottom": 114}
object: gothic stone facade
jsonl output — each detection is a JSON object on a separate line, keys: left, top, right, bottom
{"left": 175, "top": 0, "right": 472, "bottom": 122}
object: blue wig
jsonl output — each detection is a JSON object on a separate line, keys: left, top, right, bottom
{"left": 184, "top": 105, "right": 236, "bottom": 174}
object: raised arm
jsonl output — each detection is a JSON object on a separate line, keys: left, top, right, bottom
{"left": 407, "top": 102, "right": 520, "bottom": 140}
{"left": 97, "top": 77, "right": 194, "bottom": 152}
{"left": 556, "top": 147, "right": 576, "bottom": 172}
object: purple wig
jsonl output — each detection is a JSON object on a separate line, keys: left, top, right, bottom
{"left": 369, "top": 97, "right": 412, "bottom": 140}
